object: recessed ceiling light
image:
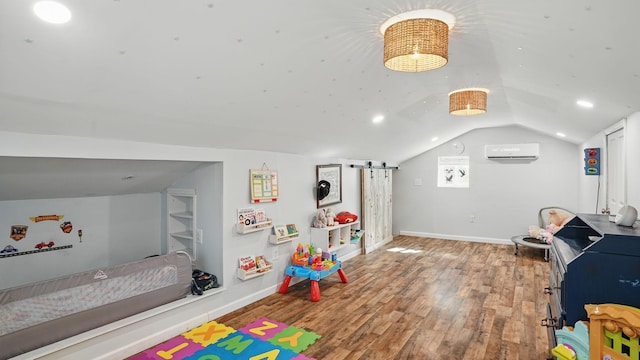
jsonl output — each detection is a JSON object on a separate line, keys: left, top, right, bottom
{"left": 33, "top": 1, "right": 71, "bottom": 24}
{"left": 372, "top": 115, "right": 384, "bottom": 124}
{"left": 431, "top": 137, "right": 439, "bottom": 142}
{"left": 576, "top": 99, "right": 594, "bottom": 108}
{"left": 556, "top": 132, "right": 566, "bottom": 137}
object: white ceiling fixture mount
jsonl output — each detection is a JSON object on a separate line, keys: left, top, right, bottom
{"left": 33, "top": 1, "right": 71, "bottom": 24}
{"left": 380, "top": 9, "right": 455, "bottom": 73}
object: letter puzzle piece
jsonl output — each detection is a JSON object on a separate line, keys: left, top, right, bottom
{"left": 183, "top": 321, "right": 236, "bottom": 347}
{"left": 269, "top": 326, "right": 321, "bottom": 353}
{"left": 239, "top": 317, "right": 289, "bottom": 341}
{"left": 141, "top": 336, "right": 202, "bottom": 360}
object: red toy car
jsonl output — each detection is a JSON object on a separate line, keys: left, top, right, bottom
{"left": 335, "top": 211, "right": 358, "bottom": 224}
{"left": 35, "top": 241, "right": 55, "bottom": 249}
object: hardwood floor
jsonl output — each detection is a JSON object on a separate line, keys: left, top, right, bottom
{"left": 215, "top": 235, "right": 551, "bottom": 360}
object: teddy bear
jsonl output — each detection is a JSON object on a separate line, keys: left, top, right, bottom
{"left": 325, "top": 208, "right": 335, "bottom": 226}
{"left": 528, "top": 208, "right": 574, "bottom": 244}
{"left": 312, "top": 209, "right": 327, "bottom": 228}
{"left": 548, "top": 209, "right": 572, "bottom": 228}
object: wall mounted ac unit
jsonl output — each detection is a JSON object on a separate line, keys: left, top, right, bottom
{"left": 484, "top": 143, "right": 539, "bottom": 159}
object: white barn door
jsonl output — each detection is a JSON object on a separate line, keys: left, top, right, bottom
{"left": 361, "top": 168, "right": 393, "bottom": 254}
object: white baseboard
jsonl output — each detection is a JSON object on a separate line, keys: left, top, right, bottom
{"left": 338, "top": 248, "right": 361, "bottom": 261}
{"left": 398, "top": 231, "right": 511, "bottom": 246}
{"left": 365, "top": 236, "right": 394, "bottom": 254}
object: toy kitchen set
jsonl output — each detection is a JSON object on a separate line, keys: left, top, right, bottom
{"left": 542, "top": 213, "right": 640, "bottom": 351}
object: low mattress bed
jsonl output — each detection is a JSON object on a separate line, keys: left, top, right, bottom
{"left": 0, "top": 251, "right": 192, "bottom": 358}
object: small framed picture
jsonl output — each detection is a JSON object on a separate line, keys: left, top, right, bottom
{"left": 316, "top": 164, "right": 342, "bottom": 208}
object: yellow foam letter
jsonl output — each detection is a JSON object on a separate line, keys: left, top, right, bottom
{"left": 249, "top": 321, "right": 278, "bottom": 336}
{"left": 156, "top": 342, "right": 188, "bottom": 359}
{"left": 277, "top": 331, "right": 303, "bottom": 347}
{"left": 249, "top": 349, "right": 280, "bottom": 360}
{"left": 192, "top": 324, "right": 229, "bottom": 342}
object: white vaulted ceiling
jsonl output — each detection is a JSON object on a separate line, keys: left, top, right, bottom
{"left": 0, "top": 0, "right": 639, "bottom": 198}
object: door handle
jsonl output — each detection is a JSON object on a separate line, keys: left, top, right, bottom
{"left": 541, "top": 318, "right": 557, "bottom": 327}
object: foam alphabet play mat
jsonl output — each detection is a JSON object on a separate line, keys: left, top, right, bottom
{"left": 127, "top": 317, "right": 321, "bottom": 360}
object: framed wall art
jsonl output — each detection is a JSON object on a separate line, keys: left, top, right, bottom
{"left": 250, "top": 168, "right": 279, "bottom": 203}
{"left": 316, "top": 164, "right": 342, "bottom": 208}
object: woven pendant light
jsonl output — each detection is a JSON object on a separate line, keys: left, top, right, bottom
{"left": 449, "top": 88, "right": 488, "bottom": 116}
{"left": 383, "top": 18, "right": 449, "bottom": 72}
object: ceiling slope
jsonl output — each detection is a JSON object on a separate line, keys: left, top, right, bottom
{"left": 0, "top": 0, "right": 638, "bottom": 164}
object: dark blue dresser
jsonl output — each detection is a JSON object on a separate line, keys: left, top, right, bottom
{"left": 545, "top": 213, "right": 640, "bottom": 330}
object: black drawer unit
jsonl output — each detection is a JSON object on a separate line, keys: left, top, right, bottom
{"left": 543, "top": 214, "right": 640, "bottom": 334}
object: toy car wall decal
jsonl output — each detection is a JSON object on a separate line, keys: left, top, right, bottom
{"left": 1, "top": 245, "right": 18, "bottom": 253}
{"left": 35, "top": 241, "right": 55, "bottom": 249}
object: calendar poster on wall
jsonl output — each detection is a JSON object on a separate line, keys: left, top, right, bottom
{"left": 250, "top": 169, "right": 279, "bottom": 203}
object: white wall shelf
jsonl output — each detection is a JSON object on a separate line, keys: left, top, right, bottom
{"left": 237, "top": 261, "right": 272, "bottom": 280}
{"left": 269, "top": 224, "right": 300, "bottom": 244}
{"left": 310, "top": 220, "right": 362, "bottom": 254}
{"left": 167, "top": 188, "right": 197, "bottom": 263}
{"left": 269, "top": 233, "right": 299, "bottom": 244}
{"left": 235, "top": 220, "right": 273, "bottom": 234}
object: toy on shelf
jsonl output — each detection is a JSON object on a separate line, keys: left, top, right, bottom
{"left": 351, "top": 229, "right": 365, "bottom": 243}
{"left": 335, "top": 211, "right": 358, "bottom": 224}
{"left": 312, "top": 209, "right": 327, "bottom": 228}
{"left": 325, "top": 208, "right": 336, "bottom": 226}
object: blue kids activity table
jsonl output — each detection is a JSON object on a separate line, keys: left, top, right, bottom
{"left": 278, "top": 260, "right": 348, "bottom": 302}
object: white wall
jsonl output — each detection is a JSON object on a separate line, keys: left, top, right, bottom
{"left": 578, "top": 111, "right": 640, "bottom": 214}
{"left": 393, "top": 125, "right": 580, "bottom": 242}
{"left": 215, "top": 151, "right": 362, "bottom": 301}
{"left": 0, "top": 131, "right": 362, "bottom": 311}
{"left": 0, "top": 193, "right": 160, "bottom": 289}
{"left": 109, "top": 194, "right": 162, "bottom": 264}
